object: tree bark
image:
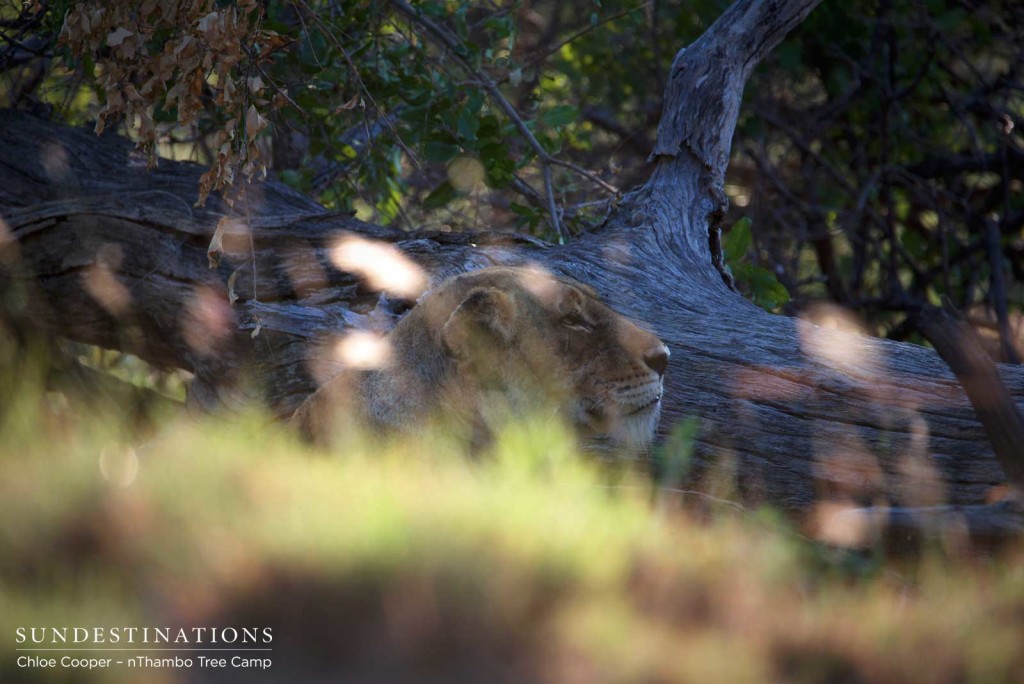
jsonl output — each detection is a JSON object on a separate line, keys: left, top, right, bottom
{"left": 2, "top": 0, "right": 1022, "bottom": 527}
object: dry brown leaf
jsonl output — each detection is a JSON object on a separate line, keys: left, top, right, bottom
{"left": 196, "top": 11, "right": 219, "bottom": 35}
{"left": 258, "top": 32, "right": 293, "bottom": 59}
{"left": 173, "top": 34, "right": 193, "bottom": 56}
{"left": 106, "top": 27, "right": 132, "bottom": 46}
{"left": 227, "top": 268, "right": 240, "bottom": 305}
{"left": 66, "top": 0, "right": 276, "bottom": 205}
{"left": 271, "top": 89, "right": 290, "bottom": 110}
{"left": 335, "top": 94, "right": 360, "bottom": 112}
{"left": 245, "top": 105, "right": 267, "bottom": 139}
{"left": 208, "top": 216, "right": 228, "bottom": 269}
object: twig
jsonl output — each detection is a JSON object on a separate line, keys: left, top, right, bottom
{"left": 510, "top": 173, "right": 545, "bottom": 207}
{"left": 388, "top": 0, "right": 565, "bottom": 239}
{"left": 291, "top": 0, "right": 418, "bottom": 168}
{"left": 515, "top": 4, "right": 649, "bottom": 74}
{"left": 389, "top": 0, "right": 619, "bottom": 241}
{"left": 914, "top": 304, "right": 1024, "bottom": 492}
{"left": 549, "top": 158, "right": 618, "bottom": 194}
{"left": 985, "top": 216, "right": 1020, "bottom": 364}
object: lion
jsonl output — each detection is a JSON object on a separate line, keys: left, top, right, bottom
{"left": 291, "top": 266, "right": 669, "bottom": 454}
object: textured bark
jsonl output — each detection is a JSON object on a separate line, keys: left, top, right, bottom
{"left": 2, "top": 0, "right": 1022, "bottom": 527}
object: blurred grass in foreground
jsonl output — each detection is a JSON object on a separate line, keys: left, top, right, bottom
{"left": 1, "top": 368, "right": 1023, "bottom": 684}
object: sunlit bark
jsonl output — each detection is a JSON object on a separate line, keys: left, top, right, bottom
{"left": 2, "top": 0, "right": 1022, "bottom": 537}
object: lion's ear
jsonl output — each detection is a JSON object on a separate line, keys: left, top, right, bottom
{"left": 559, "top": 286, "right": 587, "bottom": 315}
{"left": 442, "top": 287, "right": 517, "bottom": 356}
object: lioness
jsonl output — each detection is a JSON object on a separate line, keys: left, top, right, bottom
{"left": 292, "top": 266, "right": 669, "bottom": 453}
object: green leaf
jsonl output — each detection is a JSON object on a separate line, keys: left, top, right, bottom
{"left": 540, "top": 105, "right": 578, "bottom": 128}
{"left": 279, "top": 169, "right": 302, "bottom": 189}
{"left": 655, "top": 416, "right": 699, "bottom": 487}
{"left": 457, "top": 106, "right": 479, "bottom": 142}
{"left": 423, "top": 141, "right": 459, "bottom": 163}
{"left": 723, "top": 217, "right": 752, "bottom": 262}
{"left": 775, "top": 43, "right": 803, "bottom": 72}
{"left": 731, "top": 263, "right": 790, "bottom": 311}
{"left": 509, "top": 202, "right": 541, "bottom": 231}
{"left": 480, "top": 143, "right": 516, "bottom": 188}
{"left": 465, "top": 91, "right": 484, "bottom": 115}
{"left": 423, "top": 181, "right": 457, "bottom": 209}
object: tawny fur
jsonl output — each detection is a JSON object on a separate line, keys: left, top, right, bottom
{"left": 291, "top": 266, "right": 669, "bottom": 454}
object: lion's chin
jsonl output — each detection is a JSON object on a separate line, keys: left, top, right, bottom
{"left": 575, "top": 399, "right": 661, "bottom": 458}
{"left": 613, "top": 401, "right": 662, "bottom": 449}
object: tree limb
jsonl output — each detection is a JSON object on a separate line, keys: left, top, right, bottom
{"left": 3, "top": 0, "right": 1022, "bottom": 535}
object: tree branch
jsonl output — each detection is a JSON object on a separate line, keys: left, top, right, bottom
{"left": 4, "top": 0, "right": 1022, "bottom": 531}
{"left": 651, "top": 0, "right": 822, "bottom": 178}
{"left": 914, "top": 304, "right": 1024, "bottom": 491}
{"left": 388, "top": 0, "right": 620, "bottom": 241}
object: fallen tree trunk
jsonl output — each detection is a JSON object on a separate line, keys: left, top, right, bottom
{"left": 2, "top": 0, "right": 1022, "bottom": 524}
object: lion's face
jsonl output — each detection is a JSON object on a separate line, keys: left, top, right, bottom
{"left": 434, "top": 267, "right": 669, "bottom": 452}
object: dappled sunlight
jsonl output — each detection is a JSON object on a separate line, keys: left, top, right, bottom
{"left": 1, "top": 367, "right": 1023, "bottom": 683}
{"left": 39, "top": 141, "right": 70, "bottom": 181}
{"left": 3, "top": 0, "right": 1021, "bottom": 676}
{"left": 279, "top": 243, "right": 328, "bottom": 298}
{"left": 510, "top": 262, "right": 560, "bottom": 301}
{"left": 303, "top": 328, "right": 393, "bottom": 387}
{"left": 600, "top": 237, "right": 636, "bottom": 268}
{"left": 447, "top": 155, "right": 485, "bottom": 192}
{"left": 182, "top": 285, "right": 233, "bottom": 357}
{"left": 304, "top": 334, "right": 347, "bottom": 387}
{"left": 330, "top": 235, "right": 427, "bottom": 299}
{"left": 896, "top": 415, "right": 947, "bottom": 508}
{"left": 82, "top": 244, "right": 132, "bottom": 316}
{"left": 809, "top": 501, "right": 879, "bottom": 549}
{"left": 798, "top": 303, "right": 878, "bottom": 376}
{"left": 812, "top": 432, "right": 886, "bottom": 501}
{"left": 731, "top": 367, "right": 810, "bottom": 402}
{"left": 98, "top": 445, "right": 138, "bottom": 487}
{"left": 82, "top": 265, "right": 131, "bottom": 316}
{"left": 0, "top": 217, "right": 17, "bottom": 263}
{"left": 790, "top": 304, "right": 967, "bottom": 536}
{"left": 966, "top": 305, "right": 1024, "bottom": 362}
{"left": 333, "top": 329, "right": 392, "bottom": 371}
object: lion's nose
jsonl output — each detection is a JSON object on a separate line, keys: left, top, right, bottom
{"left": 644, "top": 345, "right": 669, "bottom": 377}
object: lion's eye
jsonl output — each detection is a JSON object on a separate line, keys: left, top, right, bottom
{"left": 562, "top": 313, "right": 593, "bottom": 333}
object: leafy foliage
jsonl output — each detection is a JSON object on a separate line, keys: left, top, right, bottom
{"left": 737, "top": 0, "right": 1024, "bottom": 353}
{"left": 724, "top": 217, "right": 791, "bottom": 311}
{"left": 7, "top": 0, "right": 1015, "bottom": 337}
{"left": 59, "top": 0, "right": 288, "bottom": 203}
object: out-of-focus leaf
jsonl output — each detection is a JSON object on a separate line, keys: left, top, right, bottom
{"left": 732, "top": 262, "right": 791, "bottom": 310}
{"left": 423, "top": 142, "right": 459, "bottom": 163}
{"left": 457, "top": 106, "right": 479, "bottom": 142}
{"left": 424, "top": 181, "right": 457, "bottom": 209}
{"left": 724, "top": 217, "right": 753, "bottom": 261}
{"left": 541, "top": 105, "right": 578, "bottom": 128}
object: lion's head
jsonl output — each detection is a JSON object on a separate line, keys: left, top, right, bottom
{"left": 406, "top": 266, "right": 669, "bottom": 452}
{"left": 294, "top": 266, "right": 669, "bottom": 454}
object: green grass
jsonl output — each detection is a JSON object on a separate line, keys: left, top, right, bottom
{"left": 1, "top": 375, "right": 1023, "bottom": 683}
